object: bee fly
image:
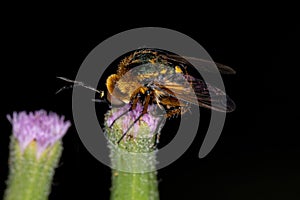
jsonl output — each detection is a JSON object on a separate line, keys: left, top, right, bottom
{"left": 58, "top": 48, "right": 235, "bottom": 144}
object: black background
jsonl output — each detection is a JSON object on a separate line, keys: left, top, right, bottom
{"left": 0, "top": 5, "right": 299, "bottom": 200}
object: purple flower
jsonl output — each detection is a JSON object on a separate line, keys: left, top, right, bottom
{"left": 7, "top": 110, "right": 71, "bottom": 157}
{"left": 107, "top": 103, "right": 161, "bottom": 139}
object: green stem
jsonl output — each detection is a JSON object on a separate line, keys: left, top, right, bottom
{"left": 110, "top": 169, "right": 158, "bottom": 200}
{"left": 4, "top": 137, "right": 63, "bottom": 200}
{"left": 106, "top": 114, "right": 159, "bottom": 200}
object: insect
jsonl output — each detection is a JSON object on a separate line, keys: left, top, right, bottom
{"left": 58, "top": 48, "right": 235, "bottom": 144}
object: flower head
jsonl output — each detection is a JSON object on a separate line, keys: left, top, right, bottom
{"left": 106, "top": 103, "right": 162, "bottom": 139}
{"left": 7, "top": 110, "right": 71, "bottom": 157}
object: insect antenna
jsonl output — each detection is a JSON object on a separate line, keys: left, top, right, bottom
{"left": 92, "top": 98, "right": 110, "bottom": 105}
{"left": 56, "top": 77, "right": 104, "bottom": 97}
{"left": 55, "top": 84, "right": 77, "bottom": 94}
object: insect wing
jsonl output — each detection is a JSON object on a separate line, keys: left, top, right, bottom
{"left": 162, "top": 54, "right": 236, "bottom": 74}
{"left": 155, "top": 74, "right": 235, "bottom": 112}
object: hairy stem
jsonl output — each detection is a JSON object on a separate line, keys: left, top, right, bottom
{"left": 105, "top": 107, "right": 160, "bottom": 200}
{"left": 4, "top": 137, "right": 62, "bottom": 200}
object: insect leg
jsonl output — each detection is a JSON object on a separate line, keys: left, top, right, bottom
{"left": 165, "top": 108, "right": 182, "bottom": 119}
{"left": 152, "top": 116, "right": 166, "bottom": 148}
{"left": 109, "top": 108, "right": 131, "bottom": 128}
{"left": 116, "top": 90, "right": 152, "bottom": 144}
{"left": 131, "top": 93, "right": 140, "bottom": 110}
{"left": 117, "top": 112, "right": 145, "bottom": 144}
{"left": 142, "top": 90, "right": 151, "bottom": 114}
{"left": 109, "top": 92, "right": 141, "bottom": 128}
